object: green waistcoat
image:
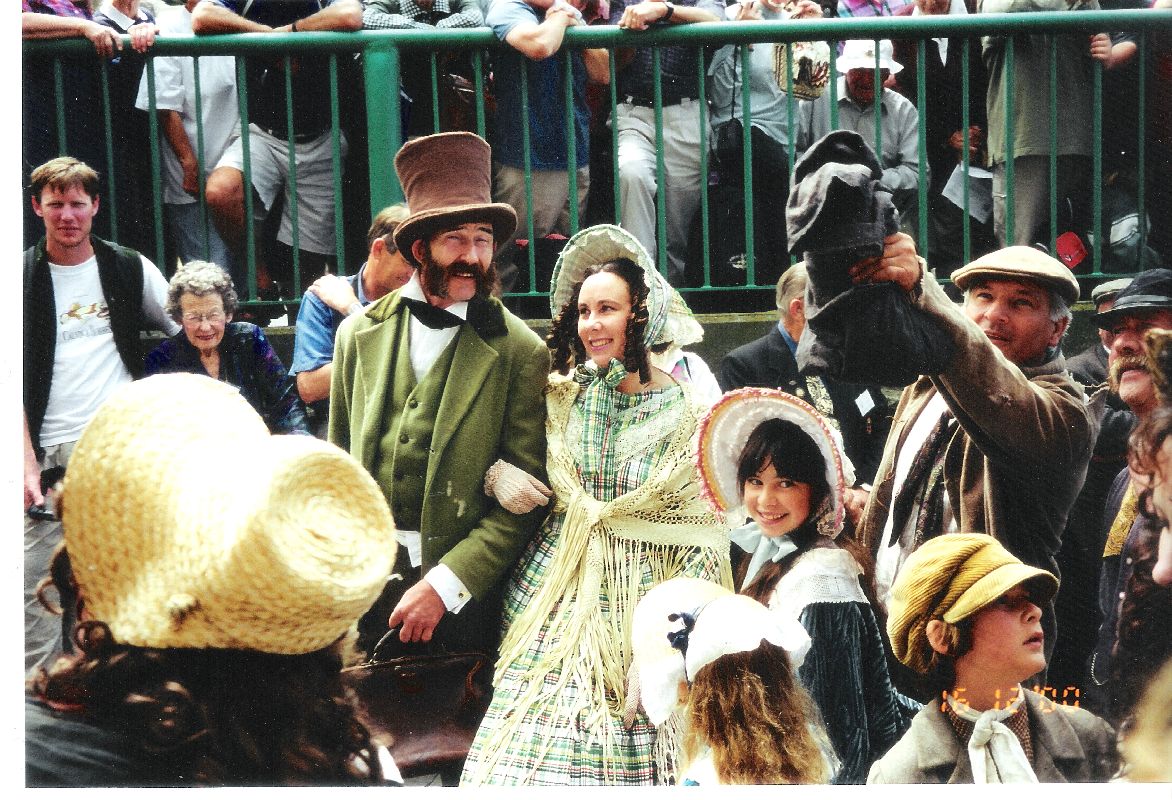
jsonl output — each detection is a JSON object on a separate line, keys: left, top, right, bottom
{"left": 373, "top": 314, "right": 460, "bottom": 532}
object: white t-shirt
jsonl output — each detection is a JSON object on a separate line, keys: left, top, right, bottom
{"left": 40, "top": 254, "right": 178, "bottom": 448}
{"left": 133, "top": 6, "right": 240, "bottom": 206}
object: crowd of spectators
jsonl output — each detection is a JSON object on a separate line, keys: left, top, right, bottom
{"left": 23, "top": 0, "right": 1172, "bottom": 303}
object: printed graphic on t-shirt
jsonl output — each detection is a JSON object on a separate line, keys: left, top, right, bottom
{"left": 58, "top": 300, "right": 112, "bottom": 343}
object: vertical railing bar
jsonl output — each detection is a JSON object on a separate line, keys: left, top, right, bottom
{"left": 53, "top": 58, "right": 67, "bottom": 154}
{"left": 872, "top": 38, "right": 882, "bottom": 166}
{"left": 563, "top": 47, "right": 579, "bottom": 236}
{"left": 284, "top": 54, "right": 301, "bottom": 295}
{"left": 473, "top": 49, "right": 487, "bottom": 139}
{"left": 785, "top": 41, "right": 796, "bottom": 267}
{"left": 1135, "top": 32, "right": 1147, "bottom": 270}
{"left": 193, "top": 55, "right": 211, "bottom": 262}
{"left": 235, "top": 55, "right": 257, "bottom": 302}
{"left": 520, "top": 58, "right": 537, "bottom": 294}
{"left": 430, "top": 50, "right": 441, "bottom": 134}
{"left": 610, "top": 49, "right": 620, "bottom": 224}
{"left": 363, "top": 42, "right": 403, "bottom": 210}
{"left": 739, "top": 43, "right": 755, "bottom": 288}
{"left": 145, "top": 56, "right": 166, "bottom": 272}
{"left": 1004, "top": 37, "right": 1015, "bottom": 246}
{"left": 828, "top": 40, "right": 839, "bottom": 130}
{"left": 653, "top": 48, "right": 667, "bottom": 277}
{"left": 330, "top": 53, "right": 346, "bottom": 276}
{"left": 915, "top": 38, "right": 928, "bottom": 259}
{"left": 1091, "top": 36, "right": 1103, "bottom": 276}
{"left": 99, "top": 59, "right": 119, "bottom": 240}
{"left": 698, "top": 45, "right": 711, "bottom": 288}
{"left": 1048, "top": 34, "right": 1058, "bottom": 256}
{"left": 961, "top": 38, "right": 972, "bottom": 266}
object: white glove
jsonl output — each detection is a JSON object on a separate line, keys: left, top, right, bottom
{"left": 484, "top": 459, "right": 553, "bottom": 514}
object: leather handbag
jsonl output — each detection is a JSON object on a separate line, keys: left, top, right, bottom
{"left": 339, "top": 629, "right": 493, "bottom": 780}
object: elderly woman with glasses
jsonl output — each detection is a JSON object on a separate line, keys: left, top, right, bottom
{"left": 145, "top": 261, "right": 309, "bottom": 435}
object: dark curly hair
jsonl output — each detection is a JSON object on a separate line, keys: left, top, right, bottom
{"left": 547, "top": 258, "right": 652, "bottom": 383}
{"left": 29, "top": 546, "right": 383, "bottom": 787}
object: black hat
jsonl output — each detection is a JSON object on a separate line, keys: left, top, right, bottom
{"left": 1094, "top": 269, "right": 1172, "bottom": 329}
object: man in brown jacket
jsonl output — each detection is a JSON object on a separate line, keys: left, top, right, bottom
{"left": 852, "top": 233, "right": 1098, "bottom": 698}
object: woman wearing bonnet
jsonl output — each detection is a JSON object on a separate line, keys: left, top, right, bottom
{"left": 463, "top": 225, "right": 731, "bottom": 785}
{"left": 694, "top": 388, "right": 913, "bottom": 782}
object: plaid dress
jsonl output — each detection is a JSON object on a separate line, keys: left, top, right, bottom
{"left": 461, "top": 381, "right": 726, "bottom": 785}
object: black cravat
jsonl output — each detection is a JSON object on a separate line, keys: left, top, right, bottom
{"left": 402, "top": 297, "right": 462, "bottom": 330}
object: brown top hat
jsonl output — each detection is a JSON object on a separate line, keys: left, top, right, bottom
{"left": 392, "top": 132, "right": 518, "bottom": 266}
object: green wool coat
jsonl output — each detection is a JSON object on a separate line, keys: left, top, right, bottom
{"left": 328, "top": 289, "right": 550, "bottom": 600}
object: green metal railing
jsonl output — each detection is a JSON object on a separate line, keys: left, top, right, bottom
{"left": 24, "top": 9, "right": 1172, "bottom": 313}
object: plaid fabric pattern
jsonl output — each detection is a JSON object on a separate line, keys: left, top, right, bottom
{"left": 465, "top": 384, "right": 724, "bottom": 785}
{"left": 361, "top": 0, "right": 482, "bottom": 29}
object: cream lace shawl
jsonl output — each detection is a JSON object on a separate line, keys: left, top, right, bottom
{"left": 478, "top": 372, "right": 733, "bottom": 783}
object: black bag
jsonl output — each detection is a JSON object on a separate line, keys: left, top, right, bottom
{"left": 339, "top": 629, "right": 493, "bottom": 780}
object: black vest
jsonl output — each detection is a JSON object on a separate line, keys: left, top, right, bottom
{"left": 24, "top": 237, "right": 148, "bottom": 454}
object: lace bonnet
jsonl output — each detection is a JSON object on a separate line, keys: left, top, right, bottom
{"left": 695, "top": 387, "right": 853, "bottom": 537}
{"left": 549, "top": 224, "right": 671, "bottom": 348}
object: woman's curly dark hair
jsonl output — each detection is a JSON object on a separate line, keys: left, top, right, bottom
{"left": 547, "top": 258, "right": 652, "bottom": 383}
{"left": 29, "top": 546, "right": 383, "bottom": 787}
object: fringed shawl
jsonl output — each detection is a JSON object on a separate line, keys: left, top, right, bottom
{"left": 478, "top": 372, "right": 732, "bottom": 783}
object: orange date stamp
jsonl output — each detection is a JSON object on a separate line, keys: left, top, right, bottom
{"left": 940, "top": 685, "right": 1081, "bottom": 713}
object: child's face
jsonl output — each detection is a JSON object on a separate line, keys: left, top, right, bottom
{"left": 954, "top": 585, "right": 1046, "bottom": 687}
{"left": 743, "top": 460, "right": 812, "bottom": 539}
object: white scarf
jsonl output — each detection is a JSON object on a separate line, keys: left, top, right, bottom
{"left": 946, "top": 689, "right": 1038, "bottom": 784}
{"left": 729, "top": 521, "right": 798, "bottom": 587}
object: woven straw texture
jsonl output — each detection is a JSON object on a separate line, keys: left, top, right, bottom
{"left": 62, "top": 373, "right": 397, "bottom": 655}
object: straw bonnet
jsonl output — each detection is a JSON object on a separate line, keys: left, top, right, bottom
{"left": 629, "top": 577, "right": 811, "bottom": 726}
{"left": 392, "top": 132, "right": 518, "bottom": 266}
{"left": 951, "top": 246, "right": 1080, "bottom": 306}
{"left": 886, "top": 533, "right": 1058, "bottom": 674}
{"left": 549, "top": 224, "right": 671, "bottom": 349}
{"left": 694, "top": 388, "right": 854, "bottom": 536}
{"left": 61, "top": 374, "right": 397, "bottom": 655}
{"left": 836, "top": 38, "right": 903, "bottom": 75}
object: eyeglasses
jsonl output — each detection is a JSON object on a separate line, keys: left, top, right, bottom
{"left": 182, "top": 311, "right": 226, "bottom": 325}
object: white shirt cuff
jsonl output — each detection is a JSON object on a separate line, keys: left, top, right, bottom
{"left": 424, "top": 564, "right": 471, "bottom": 613}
